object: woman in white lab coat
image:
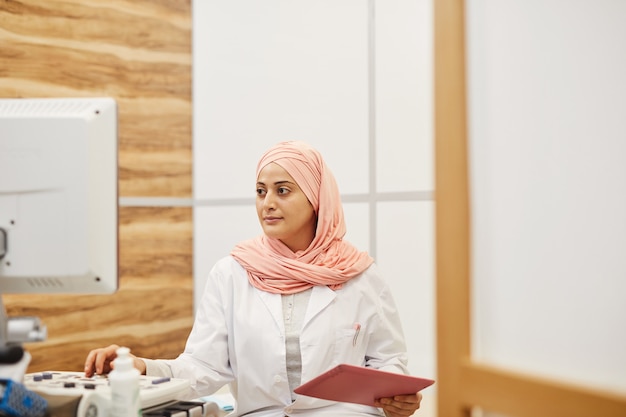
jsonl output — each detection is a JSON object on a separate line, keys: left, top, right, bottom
{"left": 85, "top": 141, "right": 423, "bottom": 417}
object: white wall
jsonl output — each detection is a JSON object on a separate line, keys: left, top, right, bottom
{"left": 192, "top": 0, "right": 436, "bottom": 413}
{"left": 467, "top": 0, "right": 626, "bottom": 400}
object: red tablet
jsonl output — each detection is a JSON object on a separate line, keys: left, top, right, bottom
{"left": 294, "top": 364, "right": 435, "bottom": 407}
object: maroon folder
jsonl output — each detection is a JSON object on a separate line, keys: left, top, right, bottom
{"left": 294, "top": 364, "right": 435, "bottom": 407}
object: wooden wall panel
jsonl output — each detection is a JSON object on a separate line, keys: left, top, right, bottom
{"left": 0, "top": 0, "right": 192, "bottom": 197}
{"left": 1, "top": 0, "right": 193, "bottom": 372}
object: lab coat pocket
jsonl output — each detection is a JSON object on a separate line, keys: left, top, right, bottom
{"left": 334, "top": 326, "right": 367, "bottom": 364}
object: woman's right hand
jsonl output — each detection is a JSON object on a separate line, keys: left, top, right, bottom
{"left": 84, "top": 344, "right": 147, "bottom": 377}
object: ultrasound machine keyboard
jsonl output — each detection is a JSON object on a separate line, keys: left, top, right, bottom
{"left": 22, "top": 371, "right": 219, "bottom": 416}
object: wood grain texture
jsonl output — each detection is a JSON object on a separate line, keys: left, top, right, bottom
{"left": 1, "top": 0, "right": 193, "bottom": 373}
{"left": 459, "top": 361, "right": 626, "bottom": 417}
{"left": 434, "top": 0, "right": 471, "bottom": 416}
{"left": 4, "top": 207, "right": 194, "bottom": 372}
{"left": 0, "top": 0, "right": 192, "bottom": 197}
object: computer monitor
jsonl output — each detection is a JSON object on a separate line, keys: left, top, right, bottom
{"left": 0, "top": 97, "right": 118, "bottom": 360}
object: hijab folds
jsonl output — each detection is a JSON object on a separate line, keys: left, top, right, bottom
{"left": 231, "top": 141, "right": 374, "bottom": 294}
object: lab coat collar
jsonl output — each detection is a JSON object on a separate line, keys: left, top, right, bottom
{"left": 256, "top": 285, "right": 336, "bottom": 334}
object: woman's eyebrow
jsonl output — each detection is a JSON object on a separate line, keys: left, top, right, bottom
{"left": 257, "top": 180, "right": 295, "bottom": 186}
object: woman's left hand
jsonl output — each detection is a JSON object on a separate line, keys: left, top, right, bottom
{"left": 375, "top": 392, "right": 423, "bottom": 417}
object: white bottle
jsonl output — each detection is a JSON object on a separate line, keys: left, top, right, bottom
{"left": 108, "top": 346, "right": 142, "bottom": 417}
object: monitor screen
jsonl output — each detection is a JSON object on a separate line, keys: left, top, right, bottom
{"left": 0, "top": 97, "right": 118, "bottom": 295}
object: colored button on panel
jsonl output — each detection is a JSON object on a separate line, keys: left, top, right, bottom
{"left": 151, "top": 377, "right": 171, "bottom": 385}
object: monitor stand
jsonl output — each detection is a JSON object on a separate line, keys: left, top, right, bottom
{"left": 0, "top": 294, "right": 45, "bottom": 381}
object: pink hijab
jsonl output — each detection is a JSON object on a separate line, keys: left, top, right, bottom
{"left": 231, "top": 141, "right": 374, "bottom": 294}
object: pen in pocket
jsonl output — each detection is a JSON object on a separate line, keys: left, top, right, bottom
{"left": 352, "top": 323, "right": 361, "bottom": 346}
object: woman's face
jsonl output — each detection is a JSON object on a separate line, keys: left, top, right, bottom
{"left": 256, "top": 162, "right": 316, "bottom": 252}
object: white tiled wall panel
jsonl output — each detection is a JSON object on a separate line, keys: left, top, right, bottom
{"left": 375, "top": 0, "right": 434, "bottom": 193}
{"left": 376, "top": 201, "right": 435, "bottom": 379}
{"left": 193, "top": 204, "right": 259, "bottom": 308}
{"left": 193, "top": 0, "right": 370, "bottom": 200}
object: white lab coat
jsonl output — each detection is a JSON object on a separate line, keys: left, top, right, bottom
{"left": 145, "top": 256, "right": 410, "bottom": 416}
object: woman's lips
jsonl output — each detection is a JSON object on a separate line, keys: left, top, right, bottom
{"left": 263, "top": 216, "right": 282, "bottom": 225}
